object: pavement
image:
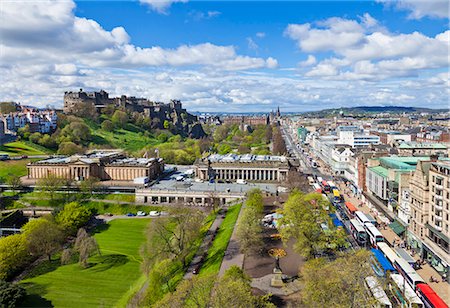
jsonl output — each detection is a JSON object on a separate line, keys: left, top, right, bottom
{"left": 337, "top": 181, "right": 450, "bottom": 304}
{"left": 184, "top": 211, "right": 225, "bottom": 279}
{"left": 218, "top": 204, "right": 245, "bottom": 277}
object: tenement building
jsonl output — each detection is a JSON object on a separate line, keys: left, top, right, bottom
{"left": 408, "top": 160, "right": 450, "bottom": 279}
{"left": 27, "top": 150, "right": 164, "bottom": 181}
{"left": 194, "top": 154, "right": 290, "bottom": 182}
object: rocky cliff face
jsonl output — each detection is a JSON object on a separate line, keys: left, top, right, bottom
{"left": 63, "top": 89, "right": 207, "bottom": 139}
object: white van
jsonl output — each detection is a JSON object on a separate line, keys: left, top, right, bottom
{"left": 236, "top": 179, "right": 247, "bottom": 184}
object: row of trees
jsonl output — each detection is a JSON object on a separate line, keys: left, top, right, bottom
{"left": 210, "top": 124, "right": 273, "bottom": 155}
{"left": 236, "top": 189, "right": 264, "bottom": 256}
{"left": 0, "top": 201, "right": 92, "bottom": 280}
{"left": 275, "top": 190, "right": 375, "bottom": 306}
{"left": 272, "top": 126, "right": 287, "bottom": 155}
{"left": 279, "top": 190, "right": 348, "bottom": 259}
{"left": 140, "top": 207, "right": 206, "bottom": 306}
{"left": 155, "top": 266, "right": 274, "bottom": 308}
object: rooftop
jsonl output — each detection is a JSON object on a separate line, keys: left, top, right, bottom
{"left": 369, "top": 166, "right": 389, "bottom": 178}
{"left": 398, "top": 142, "right": 447, "bottom": 149}
{"left": 206, "top": 154, "right": 287, "bottom": 163}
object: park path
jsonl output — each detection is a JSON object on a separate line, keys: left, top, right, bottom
{"left": 218, "top": 204, "right": 245, "bottom": 277}
{"left": 184, "top": 212, "right": 225, "bottom": 279}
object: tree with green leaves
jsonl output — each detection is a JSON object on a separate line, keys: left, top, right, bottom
{"left": 154, "top": 273, "right": 215, "bottom": 308}
{"left": 6, "top": 175, "right": 22, "bottom": 193}
{"left": 56, "top": 202, "right": 92, "bottom": 235}
{"left": 0, "top": 234, "right": 28, "bottom": 280}
{"left": 79, "top": 177, "right": 99, "bottom": 199}
{"left": 112, "top": 110, "right": 128, "bottom": 128}
{"left": 279, "top": 190, "right": 347, "bottom": 259}
{"left": 57, "top": 141, "right": 83, "bottom": 155}
{"left": 101, "top": 119, "right": 114, "bottom": 131}
{"left": 36, "top": 174, "right": 64, "bottom": 203}
{"left": 22, "top": 218, "right": 64, "bottom": 261}
{"left": 59, "top": 121, "right": 91, "bottom": 145}
{"left": 212, "top": 266, "right": 275, "bottom": 308}
{"left": 0, "top": 280, "right": 26, "bottom": 308}
{"left": 142, "top": 207, "right": 204, "bottom": 269}
{"left": 236, "top": 189, "right": 264, "bottom": 256}
{"left": 145, "top": 259, "right": 181, "bottom": 305}
{"left": 300, "top": 250, "right": 374, "bottom": 307}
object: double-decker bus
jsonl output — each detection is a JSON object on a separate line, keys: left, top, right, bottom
{"left": 312, "top": 183, "right": 322, "bottom": 193}
{"left": 332, "top": 189, "right": 343, "bottom": 203}
{"left": 349, "top": 219, "right": 367, "bottom": 246}
{"left": 416, "top": 283, "right": 448, "bottom": 308}
{"left": 389, "top": 274, "right": 424, "bottom": 308}
{"left": 377, "top": 242, "right": 399, "bottom": 266}
{"left": 394, "top": 258, "right": 425, "bottom": 290}
{"left": 365, "top": 276, "right": 392, "bottom": 308}
{"left": 321, "top": 180, "right": 331, "bottom": 193}
{"left": 344, "top": 201, "right": 357, "bottom": 218}
{"left": 365, "top": 223, "right": 384, "bottom": 248}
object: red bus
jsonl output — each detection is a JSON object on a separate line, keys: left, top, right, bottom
{"left": 321, "top": 180, "right": 331, "bottom": 193}
{"left": 416, "top": 283, "right": 448, "bottom": 308}
{"left": 344, "top": 201, "right": 357, "bottom": 218}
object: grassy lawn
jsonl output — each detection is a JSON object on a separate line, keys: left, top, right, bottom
{"left": 0, "top": 159, "right": 36, "bottom": 181}
{"left": 0, "top": 141, "right": 50, "bottom": 156}
{"left": 85, "top": 120, "right": 161, "bottom": 153}
{"left": 21, "top": 218, "right": 151, "bottom": 308}
{"left": 199, "top": 203, "right": 242, "bottom": 276}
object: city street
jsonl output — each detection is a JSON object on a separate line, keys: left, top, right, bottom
{"left": 281, "top": 122, "right": 450, "bottom": 304}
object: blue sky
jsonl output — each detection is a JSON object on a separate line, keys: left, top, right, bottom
{"left": 0, "top": 0, "right": 449, "bottom": 112}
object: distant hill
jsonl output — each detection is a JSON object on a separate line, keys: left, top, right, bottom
{"left": 302, "top": 106, "right": 449, "bottom": 116}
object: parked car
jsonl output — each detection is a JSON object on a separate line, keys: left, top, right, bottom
{"left": 104, "top": 212, "right": 113, "bottom": 217}
{"left": 149, "top": 211, "right": 160, "bottom": 217}
{"left": 137, "top": 211, "right": 147, "bottom": 216}
{"left": 126, "top": 213, "right": 136, "bottom": 217}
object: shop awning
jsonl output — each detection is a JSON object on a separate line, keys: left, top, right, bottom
{"left": 389, "top": 220, "right": 406, "bottom": 236}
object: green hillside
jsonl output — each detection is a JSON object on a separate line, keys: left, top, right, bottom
{"left": 84, "top": 120, "right": 161, "bottom": 153}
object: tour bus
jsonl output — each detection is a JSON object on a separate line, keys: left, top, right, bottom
{"left": 365, "top": 276, "right": 392, "bottom": 308}
{"left": 321, "top": 180, "right": 331, "bottom": 193}
{"left": 312, "top": 183, "right": 322, "bottom": 193}
{"left": 307, "top": 176, "right": 315, "bottom": 185}
{"left": 377, "top": 242, "right": 399, "bottom": 266}
{"left": 349, "top": 219, "right": 368, "bottom": 246}
{"left": 395, "top": 248, "right": 416, "bottom": 268}
{"left": 394, "top": 258, "right": 425, "bottom": 290}
{"left": 365, "top": 223, "right": 384, "bottom": 248}
{"left": 355, "top": 211, "right": 373, "bottom": 227}
{"left": 344, "top": 201, "right": 357, "bottom": 218}
{"left": 371, "top": 248, "right": 395, "bottom": 277}
{"left": 332, "top": 189, "right": 343, "bottom": 203}
{"left": 416, "top": 283, "right": 449, "bottom": 308}
{"left": 389, "top": 274, "right": 424, "bottom": 308}
{"left": 327, "top": 180, "right": 336, "bottom": 189}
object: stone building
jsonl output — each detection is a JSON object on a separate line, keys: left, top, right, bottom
{"left": 194, "top": 154, "right": 290, "bottom": 182}
{"left": 408, "top": 160, "right": 450, "bottom": 278}
{"left": 27, "top": 150, "right": 164, "bottom": 181}
{"left": 63, "top": 89, "right": 205, "bottom": 138}
{"left": 221, "top": 115, "right": 270, "bottom": 127}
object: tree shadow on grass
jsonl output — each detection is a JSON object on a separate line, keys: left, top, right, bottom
{"left": 90, "top": 254, "right": 129, "bottom": 272}
{"left": 22, "top": 258, "right": 62, "bottom": 280}
{"left": 20, "top": 282, "right": 54, "bottom": 307}
{"left": 91, "top": 222, "right": 110, "bottom": 235}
